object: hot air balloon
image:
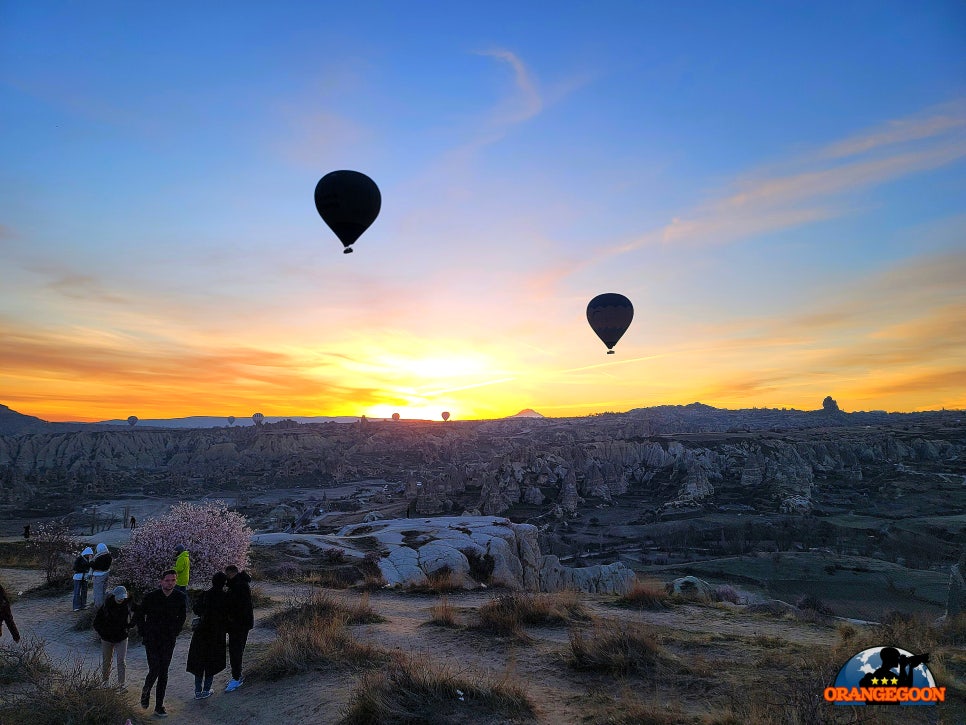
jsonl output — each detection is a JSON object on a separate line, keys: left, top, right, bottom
{"left": 127, "top": 416, "right": 138, "bottom": 428}
{"left": 252, "top": 412, "right": 264, "bottom": 425}
{"left": 227, "top": 416, "right": 236, "bottom": 427}
{"left": 391, "top": 413, "right": 400, "bottom": 421}
{"left": 586, "top": 293, "right": 633, "bottom": 354}
{"left": 441, "top": 411, "right": 450, "bottom": 421}
{"left": 314, "top": 170, "right": 381, "bottom": 254}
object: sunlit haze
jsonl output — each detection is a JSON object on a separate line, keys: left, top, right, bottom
{"left": 2, "top": 3, "right": 964, "bottom": 422}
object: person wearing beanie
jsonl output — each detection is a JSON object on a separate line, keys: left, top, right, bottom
{"left": 174, "top": 545, "right": 190, "bottom": 593}
{"left": 90, "top": 543, "right": 113, "bottom": 607}
{"left": 72, "top": 546, "right": 94, "bottom": 611}
{"left": 93, "top": 586, "right": 133, "bottom": 690}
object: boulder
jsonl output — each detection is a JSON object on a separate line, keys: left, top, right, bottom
{"left": 666, "top": 575, "right": 715, "bottom": 600}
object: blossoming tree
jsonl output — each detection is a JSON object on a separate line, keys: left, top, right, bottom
{"left": 113, "top": 501, "right": 251, "bottom": 592}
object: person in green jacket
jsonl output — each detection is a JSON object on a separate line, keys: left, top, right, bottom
{"left": 174, "top": 545, "right": 190, "bottom": 592}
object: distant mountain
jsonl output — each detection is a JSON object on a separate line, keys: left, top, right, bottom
{"left": 99, "top": 415, "right": 361, "bottom": 428}
{"left": 0, "top": 404, "right": 49, "bottom": 435}
{"left": 509, "top": 409, "right": 544, "bottom": 418}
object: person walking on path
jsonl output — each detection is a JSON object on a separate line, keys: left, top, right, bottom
{"left": 174, "top": 545, "right": 190, "bottom": 593}
{"left": 136, "top": 569, "right": 187, "bottom": 718}
{"left": 186, "top": 572, "right": 229, "bottom": 699}
{"left": 0, "top": 582, "right": 20, "bottom": 643}
{"left": 93, "top": 586, "right": 133, "bottom": 690}
{"left": 90, "top": 543, "right": 113, "bottom": 608}
{"left": 72, "top": 546, "right": 94, "bottom": 611}
{"left": 223, "top": 564, "right": 253, "bottom": 692}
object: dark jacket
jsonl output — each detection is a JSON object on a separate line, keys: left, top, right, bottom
{"left": 93, "top": 597, "right": 132, "bottom": 643}
{"left": 186, "top": 587, "right": 229, "bottom": 676}
{"left": 225, "top": 571, "right": 254, "bottom": 631}
{"left": 73, "top": 555, "right": 92, "bottom": 576}
{"left": 90, "top": 551, "right": 113, "bottom": 574}
{"left": 136, "top": 588, "right": 187, "bottom": 645}
{"left": 0, "top": 583, "right": 19, "bottom": 643}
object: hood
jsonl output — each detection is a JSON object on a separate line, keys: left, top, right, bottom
{"left": 81, "top": 547, "right": 94, "bottom": 557}
{"left": 95, "top": 543, "right": 109, "bottom": 555}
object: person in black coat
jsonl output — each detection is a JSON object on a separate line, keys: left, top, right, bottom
{"left": 93, "top": 586, "right": 133, "bottom": 689}
{"left": 223, "top": 564, "right": 254, "bottom": 692}
{"left": 135, "top": 569, "right": 187, "bottom": 717}
{"left": 0, "top": 582, "right": 19, "bottom": 643}
{"left": 186, "top": 572, "right": 229, "bottom": 698}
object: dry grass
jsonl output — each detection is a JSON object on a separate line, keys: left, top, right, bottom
{"left": 578, "top": 687, "right": 688, "bottom": 725}
{"left": 0, "top": 637, "right": 139, "bottom": 724}
{"left": 428, "top": 596, "right": 459, "bottom": 627}
{"left": 477, "top": 590, "right": 591, "bottom": 635}
{"left": 405, "top": 568, "right": 465, "bottom": 594}
{"left": 618, "top": 578, "right": 672, "bottom": 610}
{"left": 262, "top": 588, "right": 384, "bottom": 629}
{"left": 340, "top": 652, "right": 535, "bottom": 725}
{"left": 568, "top": 619, "right": 667, "bottom": 676}
{"left": 249, "top": 610, "right": 388, "bottom": 680}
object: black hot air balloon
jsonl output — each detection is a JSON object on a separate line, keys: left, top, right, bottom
{"left": 127, "top": 415, "right": 138, "bottom": 428}
{"left": 314, "top": 170, "right": 381, "bottom": 254}
{"left": 586, "top": 293, "right": 633, "bottom": 354}
{"left": 227, "top": 416, "right": 236, "bottom": 427}
{"left": 441, "top": 411, "right": 450, "bottom": 421}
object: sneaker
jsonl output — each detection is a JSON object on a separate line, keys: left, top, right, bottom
{"left": 225, "top": 678, "right": 243, "bottom": 692}
{"left": 194, "top": 692, "right": 203, "bottom": 699}
{"left": 154, "top": 706, "right": 168, "bottom": 717}
{"left": 141, "top": 690, "right": 150, "bottom": 709}
{"left": 200, "top": 690, "right": 212, "bottom": 699}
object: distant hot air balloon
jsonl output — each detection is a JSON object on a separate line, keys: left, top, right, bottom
{"left": 391, "top": 413, "right": 400, "bottom": 421}
{"left": 227, "top": 416, "right": 236, "bottom": 427}
{"left": 586, "top": 293, "right": 634, "bottom": 354}
{"left": 252, "top": 412, "right": 264, "bottom": 425}
{"left": 314, "top": 170, "right": 381, "bottom": 254}
{"left": 127, "top": 416, "right": 138, "bottom": 428}
{"left": 441, "top": 411, "right": 450, "bottom": 422}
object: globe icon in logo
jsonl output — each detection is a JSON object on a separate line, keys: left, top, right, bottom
{"left": 832, "top": 647, "right": 937, "bottom": 707}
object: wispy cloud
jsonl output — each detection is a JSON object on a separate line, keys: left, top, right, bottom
{"left": 605, "top": 100, "right": 966, "bottom": 256}
{"left": 477, "top": 49, "right": 544, "bottom": 125}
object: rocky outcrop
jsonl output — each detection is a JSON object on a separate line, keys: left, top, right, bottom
{"left": 306, "top": 516, "right": 635, "bottom": 594}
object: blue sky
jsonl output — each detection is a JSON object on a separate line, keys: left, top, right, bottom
{"left": 2, "top": 1, "right": 964, "bottom": 421}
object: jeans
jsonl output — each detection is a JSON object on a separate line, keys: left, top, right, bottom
{"left": 227, "top": 628, "right": 250, "bottom": 680}
{"left": 72, "top": 579, "right": 88, "bottom": 610}
{"left": 194, "top": 673, "right": 214, "bottom": 694}
{"left": 101, "top": 638, "right": 128, "bottom": 686}
{"left": 142, "top": 637, "right": 176, "bottom": 709}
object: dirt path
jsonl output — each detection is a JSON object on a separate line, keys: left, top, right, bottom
{"left": 1, "top": 570, "right": 844, "bottom": 724}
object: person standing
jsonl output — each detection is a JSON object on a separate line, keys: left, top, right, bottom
{"left": 0, "top": 582, "right": 20, "bottom": 643}
{"left": 72, "top": 547, "right": 94, "bottom": 611}
{"left": 90, "top": 543, "right": 113, "bottom": 608}
{"left": 174, "top": 545, "right": 190, "bottom": 593}
{"left": 186, "top": 572, "right": 229, "bottom": 699}
{"left": 137, "top": 569, "right": 187, "bottom": 718}
{"left": 223, "top": 564, "right": 253, "bottom": 692}
{"left": 93, "top": 586, "right": 133, "bottom": 690}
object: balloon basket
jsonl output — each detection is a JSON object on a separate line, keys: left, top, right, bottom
{"left": 607, "top": 350, "right": 615, "bottom": 354}
{"left": 344, "top": 247, "right": 354, "bottom": 254}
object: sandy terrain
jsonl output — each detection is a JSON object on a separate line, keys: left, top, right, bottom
{"left": 1, "top": 563, "right": 849, "bottom": 724}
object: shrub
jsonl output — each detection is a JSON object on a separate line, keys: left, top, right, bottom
{"left": 569, "top": 620, "right": 665, "bottom": 676}
{"left": 341, "top": 653, "right": 534, "bottom": 725}
{"left": 406, "top": 568, "right": 464, "bottom": 594}
{"left": 262, "top": 589, "right": 383, "bottom": 629}
{"left": 429, "top": 597, "right": 458, "bottom": 627}
{"left": 0, "top": 637, "right": 133, "bottom": 724}
{"left": 250, "top": 610, "right": 387, "bottom": 680}
{"left": 112, "top": 501, "right": 251, "bottom": 593}
{"left": 618, "top": 579, "right": 670, "bottom": 610}
{"left": 24, "top": 521, "right": 74, "bottom": 585}
{"left": 477, "top": 591, "right": 590, "bottom": 637}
